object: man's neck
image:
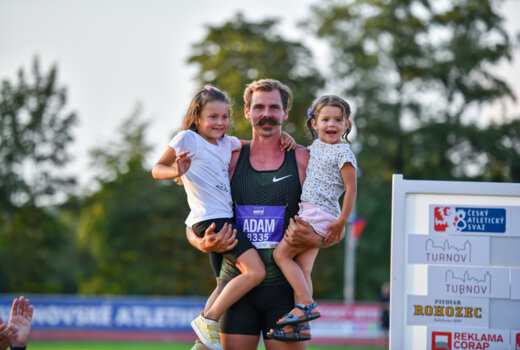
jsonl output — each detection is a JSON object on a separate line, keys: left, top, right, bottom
{"left": 250, "top": 132, "right": 281, "bottom": 153}
{"left": 249, "top": 133, "right": 285, "bottom": 170}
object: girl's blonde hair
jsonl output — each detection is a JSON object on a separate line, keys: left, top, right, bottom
{"left": 181, "top": 86, "right": 230, "bottom": 132}
{"left": 306, "top": 95, "right": 352, "bottom": 142}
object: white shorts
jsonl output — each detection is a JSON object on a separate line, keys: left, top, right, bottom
{"left": 297, "top": 201, "right": 338, "bottom": 238}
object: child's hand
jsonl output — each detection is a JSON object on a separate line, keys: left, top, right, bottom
{"left": 176, "top": 151, "right": 191, "bottom": 176}
{"left": 280, "top": 131, "right": 296, "bottom": 151}
{"left": 324, "top": 219, "right": 346, "bottom": 244}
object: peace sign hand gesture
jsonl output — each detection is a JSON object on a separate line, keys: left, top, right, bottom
{"left": 176, "top": 151, "right": 192, "bottom": 176}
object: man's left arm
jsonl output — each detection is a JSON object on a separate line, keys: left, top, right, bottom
{"left": 284, "top": 216, "right": 333, "bottom": 248}
{"left": 293, "top": 144, "right": 309, "bottom": 186}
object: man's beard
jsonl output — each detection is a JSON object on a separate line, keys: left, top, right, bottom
{"left": 253, "top": 116, "right": 282, "bottom": 126}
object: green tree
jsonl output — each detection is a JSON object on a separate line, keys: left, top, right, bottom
{"left": 0, "top": 205, "right": 78, "bottom": 293}
{"left": 308, "top": 0, "right": 517, "bottom": 299}
{"left": 188, "top": 13, "right": 325, "bottom": 142}
{"left": 77, "top": 107, "right": 214, "bottom": 295}
{"left": 0, "top": 57, "right": 77, "bottom": 210}
{"left": 0, "top": 57, "right": 78, "bottom": 293}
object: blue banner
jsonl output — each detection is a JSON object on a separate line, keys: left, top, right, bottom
{"left": 0, "top": 296, "right": 205, "bottom": 331}
{"left": 431, "top": 206, "right": 506, "bottom": 234}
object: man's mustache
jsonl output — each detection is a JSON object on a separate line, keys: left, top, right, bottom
{"left": 254, "top": 116, "right": 282, "bottom": 126}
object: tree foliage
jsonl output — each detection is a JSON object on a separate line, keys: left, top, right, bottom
{"left": 0, "top": 205, "right": 78, "bottom": 293}
{"left": 0, "top": 58, "right": 78, "bottom": 293}
{"left": 0, "top": 57, "right": 77, "bottom": 210}
{"left": 76, "top": 109, "right": 215, "bottom": 295}
{"left": 308, "top": 0, "right": 518, "bottom": 299}
{"left": 188, "top": 13, "right": 325, "bottom": 142}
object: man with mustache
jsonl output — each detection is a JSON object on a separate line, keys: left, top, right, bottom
{"left": 188, "top": 79, "right": 331, "bottom": 350}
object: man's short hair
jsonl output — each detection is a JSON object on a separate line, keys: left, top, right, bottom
{"left": 244, "top": 79, "right": 293, "bottom": 112}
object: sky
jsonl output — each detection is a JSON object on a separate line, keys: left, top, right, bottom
{"left": 1, "top": 0, "right": 519, "bottom": 190}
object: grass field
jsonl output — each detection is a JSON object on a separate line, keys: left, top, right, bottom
{"left": 29, "top": 341, "right": 387, "bottom": 350}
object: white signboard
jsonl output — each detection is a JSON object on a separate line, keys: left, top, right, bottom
{"left": 408, "top": 234, "right": 490, "bottom": 266}
{"left": 428, "top": 266, "right": 510, "bottom": 299}
{"left": 407, "top": 295, "right": 488, "bottom": 327}
{"left": 427, "top": 327, "right": 510, "bottom": 350}
{"left": 390, "top": 175, "right": 520, "bottom": 350}
{"left": 512, "top": 269, "right": 520, "bottom": 300}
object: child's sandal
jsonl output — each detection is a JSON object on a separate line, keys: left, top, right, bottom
{"left": 276, "top": 302, "right": 321, "bottom": 326}
{"left": 267, "top": 324, "right": 311, "bottom": 342}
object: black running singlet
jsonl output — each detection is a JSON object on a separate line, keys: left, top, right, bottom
{"left": 220, "top": 144, "right": 302, "bottom": 286}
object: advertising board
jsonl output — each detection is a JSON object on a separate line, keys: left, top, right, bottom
{"left": 390, "top": 175, "right": 520, "bottom": 350}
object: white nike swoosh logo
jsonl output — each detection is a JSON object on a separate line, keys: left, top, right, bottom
{"left": 272, "top": 175, "right": 293, "bottom": 182}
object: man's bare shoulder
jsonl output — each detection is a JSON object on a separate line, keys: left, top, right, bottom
{"left": 294, "top": 144, "right": 310, "bottom": 167}
{"left": 229, "top": 149, "right": 241, "bottom": 173}
{"left": 293, "top": 144, "right": 309, "bottom": 185}
{"left": 294, "top": 144, "right": 309, "bottom": 153}
{"left": 294, "top": 145, "right": 310, "bottom": 172}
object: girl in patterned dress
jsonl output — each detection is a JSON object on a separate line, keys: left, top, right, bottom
{"left": 268, "top": 95, "right": 357, "bottom": 341}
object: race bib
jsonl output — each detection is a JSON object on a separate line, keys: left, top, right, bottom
{"left": 236, "top": 205, "right": 285, "bottom": 249}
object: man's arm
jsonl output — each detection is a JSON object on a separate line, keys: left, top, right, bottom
{"left": 8, "top": 296, "right": 33, "bottom": 350}
{"left": 294, "top": 144, "right": 310, "bottom": 186}
{"left": 284, "top": 216, "right": 333, "bottom": 249}
{"left": 186, "top": 223, "right": 238, "bottom": 253}
{"left": 228, "top": 149, "right": 240, "bottom": 180}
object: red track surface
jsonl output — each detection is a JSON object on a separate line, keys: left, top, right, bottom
{"left": 30, "top": 330, "right": 383, "bottom": 346}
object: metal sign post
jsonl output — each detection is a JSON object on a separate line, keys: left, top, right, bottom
{"left": 344, "top": 222, "right": 356, "bottom": 304}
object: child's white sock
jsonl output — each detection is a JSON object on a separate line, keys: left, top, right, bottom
{"left": 202, "top": 315, "right": 217, "bottom": 323}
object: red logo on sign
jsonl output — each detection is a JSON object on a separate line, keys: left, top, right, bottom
{"left": 434, "top": 207, "right": 458, "bottom": 232}
{"left": 432, "top": 331, "right": 452, "bottom": 350}
{"left": 516, "top": 333, "right": 520, "bottom": 350}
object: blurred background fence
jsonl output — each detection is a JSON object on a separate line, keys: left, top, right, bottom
{"left": 0, "top": 296, "right": 382, "bottom": 346}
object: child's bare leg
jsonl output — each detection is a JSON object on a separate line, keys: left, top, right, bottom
{"left": 272, "top": 240, "right": 317, "bottom": 336}
{"left": 204, "top": 278, "right": 220, "bottom": 316}
{"left": 295, "top": 248, "right": 319, "bottom": 297}
{"left": 273, "top": 239, "right": 314, "bottom": 307}
{"left": 204, "top": 249, "right": 265, "bottom": 321}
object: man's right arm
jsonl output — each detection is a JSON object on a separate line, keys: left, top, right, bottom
{"left": 186, "top": 223, "right": 238, "bottom": 253}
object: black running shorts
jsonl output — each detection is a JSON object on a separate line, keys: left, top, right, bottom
{"left": 192, "top": 218, "right": 255, "bottom": 277}
{"left": 218, "top": 282, "right": 294, "bottom": 338}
